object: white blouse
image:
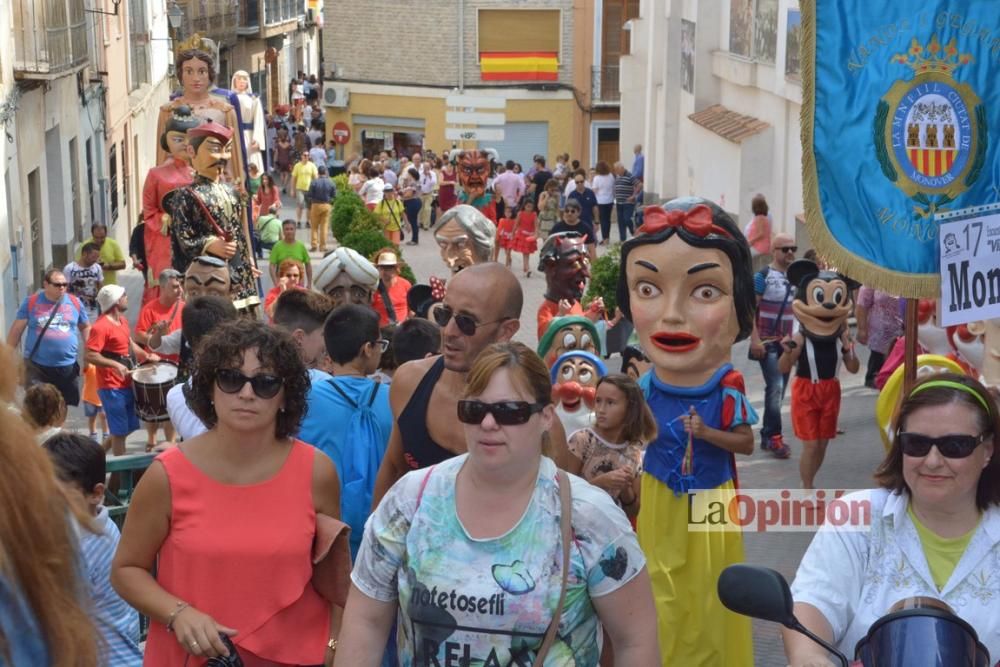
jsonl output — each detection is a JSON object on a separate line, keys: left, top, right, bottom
{"left": 790, "top": 488, "right": 1000, "bottom": 661}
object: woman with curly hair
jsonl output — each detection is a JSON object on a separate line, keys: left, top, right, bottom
{"left": 22, "top": 381, "right": 68, "bottom": 443}
{"left": 112, "top": 321, "right": 343, "bottom": 665}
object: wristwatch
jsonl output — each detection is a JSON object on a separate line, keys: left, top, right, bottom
{"left": 327, "top": 638, "right": 338, "bottom": 651}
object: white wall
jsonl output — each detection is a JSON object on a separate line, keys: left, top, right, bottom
{"left": 0, "top": 0, "right": 19, "bottom": 328}
{"left": 619, "top": 0, "right": 805, "bottom": 236}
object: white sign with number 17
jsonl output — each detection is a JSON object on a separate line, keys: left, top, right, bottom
{"left": 938, "top": 210, "right": 1000, "bottom": 327}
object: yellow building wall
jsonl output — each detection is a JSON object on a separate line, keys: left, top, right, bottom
{"left": 325, "top": 92, "right": 579, "bottom": 161}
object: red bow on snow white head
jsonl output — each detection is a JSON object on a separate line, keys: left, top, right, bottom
{"left": 637, "top": 204, "right": 732, "bottom": 239}
{"left": 429, "top": 276, "right": 447, "bottom": 301}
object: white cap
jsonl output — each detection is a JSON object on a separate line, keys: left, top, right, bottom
{"left": 96, "top": 284, "right": 126, "bottom": 313}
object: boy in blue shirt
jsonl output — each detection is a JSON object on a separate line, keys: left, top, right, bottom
{"left": 298, "top": 304, "right": 392, "bottom": 559}
{"left": 42, "top": 433, "right": 142, "bottom": 666}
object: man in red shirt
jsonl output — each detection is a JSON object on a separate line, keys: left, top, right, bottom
{"left": 132, "top": 268, "right": 184, "bottom": 449}
{"left": 86, "top": 285, "right": 157, "bottom": 458}
{"left": 371, "top": 251, "right": 411, "bottom": 326}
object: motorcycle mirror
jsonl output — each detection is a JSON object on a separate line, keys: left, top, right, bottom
{"left": 718, "top": 564, "right": 851, "bottom": 667}
{"left": 718, "top": 564, "right": 797, "bottom": 626}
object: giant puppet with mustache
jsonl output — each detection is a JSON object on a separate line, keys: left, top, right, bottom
{"left": 164, "top": 121, "right": 260, "bottom": 312}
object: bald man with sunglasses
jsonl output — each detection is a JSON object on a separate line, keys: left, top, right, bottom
{"left": 371, "top": 263, "right": 570, "bottom": 506}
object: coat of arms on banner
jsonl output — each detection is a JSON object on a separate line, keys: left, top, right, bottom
{"left": 874, "top": 35, "right": 988, "bottom": 218}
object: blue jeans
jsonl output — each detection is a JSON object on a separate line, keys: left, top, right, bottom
{"left": 616, "top": 202, "right": 635, "bottom": 241}
{"left": 757, "top": 341, "right": 789, "bottom": 439}
{"left": 403, "top": 198, "right": 422, "bottom": 243}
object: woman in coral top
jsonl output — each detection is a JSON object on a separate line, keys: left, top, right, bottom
{"left": 112, "top": 321, "right": 342, "bottom": 666}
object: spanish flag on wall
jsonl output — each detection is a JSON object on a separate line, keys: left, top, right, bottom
{"left": 480, "top": 52, "right": 559, "bottom": 81}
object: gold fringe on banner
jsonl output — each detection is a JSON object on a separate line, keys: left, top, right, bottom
{"left": 799, "top": 0, "right": 940, "bottom": 299}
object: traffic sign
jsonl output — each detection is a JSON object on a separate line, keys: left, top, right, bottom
{"left": 332, "top": 121, "right": 351, "bottom": 145}
{"left": 445, "top": 127, "right": 505, "bottom": 142}
{"left": 445, "top": 94, "right": 506, "bottom": 109}
{"left": 446, "top": 111, "right": 506, "bottom": 126}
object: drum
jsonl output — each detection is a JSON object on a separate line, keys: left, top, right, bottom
{"left": 854, "top": 602, "right": 990, "bottom": 666}
{"left": 132, "top": 361, "right": 179, "bottom": 423}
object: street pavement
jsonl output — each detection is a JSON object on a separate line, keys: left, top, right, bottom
{"left": 64, "top": 192, "right": 886, "bottom": 665}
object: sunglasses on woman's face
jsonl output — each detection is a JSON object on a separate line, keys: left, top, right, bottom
{"left": 457, "top": 400, "right": 546, "bottom": 426}
{"left": 433, "top": 305, "right": 505, "bottom": 337}
{"left": 215, "top": 368, "right": 284, "bottom": 399}
{"left": 897, "top": 432, "right": 987, "bottom": 459}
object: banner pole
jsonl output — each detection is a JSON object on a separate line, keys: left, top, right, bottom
{"left": 903, "top": 298, "right": 918, "bottom": 394}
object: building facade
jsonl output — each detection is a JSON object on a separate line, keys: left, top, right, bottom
{"left": 322, "top": 0, "right": 632, "bottom": 169}
{"left": 620, "top": 0, "right": 805, "bottom": 238}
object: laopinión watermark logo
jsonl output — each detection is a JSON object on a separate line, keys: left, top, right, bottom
{"left": 687, "top": 488, "right": 872, "bottom": 532}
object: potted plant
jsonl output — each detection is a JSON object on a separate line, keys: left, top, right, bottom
{"left": 583, "top": 243, "right": 632, "bottom": 356}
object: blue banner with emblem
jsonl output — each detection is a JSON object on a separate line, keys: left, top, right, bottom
{"left": 801, "top": 1, "right": 998, "bottom": 297}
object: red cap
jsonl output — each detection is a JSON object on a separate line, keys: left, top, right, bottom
{"left": 187, "top": 121, "right": 233, "bottom": 143}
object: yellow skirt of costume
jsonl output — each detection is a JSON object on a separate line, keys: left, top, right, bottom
{"left": 637, "top": 474, "right": 753, "bottom": 666}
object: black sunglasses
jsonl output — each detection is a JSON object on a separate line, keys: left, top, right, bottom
{"left": 47, "top": 281, "right": 69, "bottom": 288}
{"left": 215, "top": 368, "right": 284, "bottom": 399}
{"left": 457, "top": 400, "right": 546, "bottom": 426}
{"left": 373, "top": 338, "right": 390, "bottom": 353}
{"left": 778, "top": 246, "right": 798, "bottom": 253}
{"left": 433, "top": 305, "right": 506, "bottom": 337}
{"left": 897, "top": 432, "right": 987, "bottom": 459}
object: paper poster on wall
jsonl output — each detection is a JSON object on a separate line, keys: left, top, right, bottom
{"left": 754, "top": 0, "right": 779, "bottom": 64}
{"left": 681, "top": 20, "right": 696, "bottom": 94}
{"left": 729, "top": 0, "right": 753, "bottom": 57}
{"left": 785, "top": 9, "right": 801, "bottom": 78}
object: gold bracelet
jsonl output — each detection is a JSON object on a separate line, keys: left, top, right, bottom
{"left": 166, "top": 601, "right": 190, "bottom": 633}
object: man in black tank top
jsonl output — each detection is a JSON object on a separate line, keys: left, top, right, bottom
{"left": 371, "top": 263, "right": 572, "bottom": 507}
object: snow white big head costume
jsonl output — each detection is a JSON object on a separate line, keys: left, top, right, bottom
{"left": 616, "top": 196, "right": 758, "bottom": 666}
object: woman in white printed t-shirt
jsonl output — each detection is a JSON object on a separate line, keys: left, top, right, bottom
{"left": 785, "top": 373, "right": 1000, "bottom": 667}
{"left": 335, "top": 342, "right": 659, "bottom": 666}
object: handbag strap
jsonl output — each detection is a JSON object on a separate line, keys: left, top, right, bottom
{"left": 27, "top": 294, "right": 64, "bottom": 362}
{"left": 535, "top": 470, "right": 572, "bottom": 664}
{"left": 378, "top": 280, "right": 398, "bottom": 323}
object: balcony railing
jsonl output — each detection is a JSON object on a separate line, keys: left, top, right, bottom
{"left": 188, "top": 9, "right": 238, "bottom": 45}
{"left": 13, "top": 0, "right": 88, "bottom": 77}
{"left": 593, "top": 64, "right": 620, "bottom": 103}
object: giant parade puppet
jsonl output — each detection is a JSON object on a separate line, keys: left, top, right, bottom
{"left": 616, "top": 198, "right": 758, "bottom": 666}
{"left": 156, "top": 37, "right": 247, "bottom": 185}
{"left": 141, "top": 105, "right": 202, "bottom": 303}
{"left": 163, "top": 122, "right": 260, "bottom": 312}
{"left": 231, "top": 70, "right": 268, "bottom": 174}
{"left": 450, "top": 149, "right": 499, "bottom": 223}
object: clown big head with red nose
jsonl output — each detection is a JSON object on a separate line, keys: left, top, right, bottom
{"left": 550, "top": 350, "right": 607, "bottom": 434}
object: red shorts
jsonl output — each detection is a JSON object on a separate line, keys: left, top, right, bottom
{"left": 791, "top": 377, "right": 841, "bottom": 441}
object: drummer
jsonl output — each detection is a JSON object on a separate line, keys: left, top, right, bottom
{"left": 134, "top": 269, "right": 185, "bottom": 451}
{"left": 85, "top": 285, "right": 159, "bottom": 465}
{"left": 783, "top": 373, "right": 1000, "bottom": 666}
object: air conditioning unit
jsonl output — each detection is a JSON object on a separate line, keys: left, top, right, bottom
{"left": 323, "top": 85, "right": 349, "bottom": 108}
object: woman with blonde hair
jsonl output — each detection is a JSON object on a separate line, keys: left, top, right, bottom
{"left": 0, "top": 344, "right": 98, "bottom": 664}
{"left": 336, "top": 342, "right": 659, "bottom": 665}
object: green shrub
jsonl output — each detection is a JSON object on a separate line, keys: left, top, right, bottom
{"left": 330, "top": 189, "right": 364, "bottom": 242}
{"left": 584, "top": 243, "right": 621, "bottom": 314}
{"left": 333, "top": 173, "right": 350, "bottom": 194}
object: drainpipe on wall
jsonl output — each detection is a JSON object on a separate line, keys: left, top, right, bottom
{"left": 458, "top": 0, "right": 464, "bottom": 92}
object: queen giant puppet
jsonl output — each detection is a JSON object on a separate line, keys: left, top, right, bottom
{"left": 616, "top": 197, "right": 758, "bottom": 665}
